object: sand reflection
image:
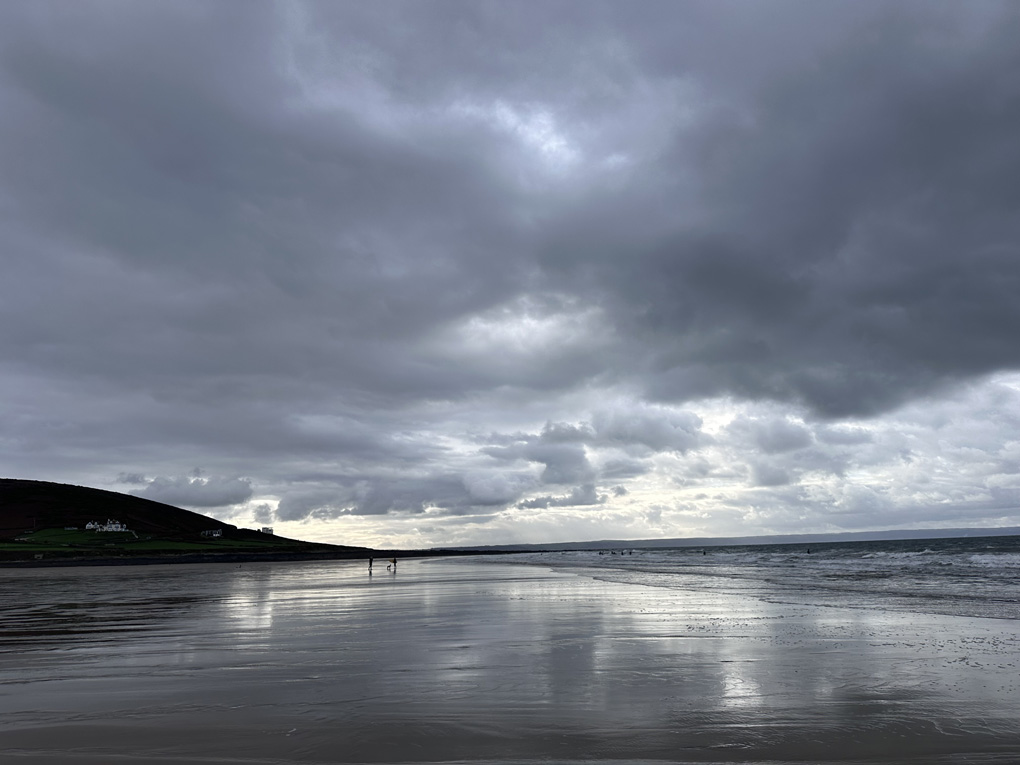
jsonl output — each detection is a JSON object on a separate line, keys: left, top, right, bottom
{"left": 218, "top": 568, "right": 279, "bottom": 636}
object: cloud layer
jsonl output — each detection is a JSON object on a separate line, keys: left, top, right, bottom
{"left": 2, "top": 1, "right": 1020, "bottom": 546}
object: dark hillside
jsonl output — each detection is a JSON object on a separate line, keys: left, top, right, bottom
{"left": 0, "top": 478, "right": 238, "bottom": 540}
{"left": 0, "top": 478, "right": 380, "bottom": 565}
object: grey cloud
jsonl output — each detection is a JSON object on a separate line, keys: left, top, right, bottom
{"left": 591, "top": 405, "right": 702, "bottom": 453}
{"left": 728, "top": 416, "right": 813, "bottom": 455}
{"left": 517, "top": 483, "right": 604, "bottom": 510}
{"left": 276, "top": 471, "right": 518, "bottom": 521}
{"left": 131, "top": 474, "right": 253, "bottom": 508}
{"left": 275, "top": 489, "right": 346, "bottom": 522}
{"left": 675, "top": 458, "right": 716, "bottom": 482}
{"left": 116, "top": 472, "right": 148, "bottom": 485}
{"left": 749, "top": 463, "right": 791, "bottom": 488}
{"left": 483, "top": 440, "right": 595, "bottom": 486}
{"left": 599, "top": 458, "right": 651, "bottom": 480}
{"left": 481, "top": 407, "right": 699, "bottom": 493}
{"left": 251, "top": 503, "right": 275, "bottom": 525}
{"left": 529, "top": 443, "right": 596, "bottom": 486}
{"left": 830, "top": 484, "right": 894, "bottom": 517}
{"left": 462, "top": 470, "right": 536, "bottom": 506}
{"left": 816, "top": 426, "right": 874, "bottom": 446}
{"left": 713, "top": 413, "right": 861, "bottom": 487}
{"left": 540, "top": 421, "right": 595, "bottom": 443}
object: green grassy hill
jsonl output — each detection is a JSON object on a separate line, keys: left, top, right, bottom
{"left": 0, "top": 478, "right": 369, "bottom": 564}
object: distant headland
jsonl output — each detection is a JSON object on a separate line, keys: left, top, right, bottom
{"left": 0, "top": 478, "right": 377, "bottom": 567}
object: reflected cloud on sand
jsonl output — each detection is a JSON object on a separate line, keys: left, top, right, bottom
{"left": 3, "top": 558, "right": 1020, "bottom": 763}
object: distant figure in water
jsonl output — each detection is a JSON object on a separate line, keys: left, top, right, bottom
{"left": 390, "top": 557, "right": 397, "bottom": 571}
{"left": 368, "top": 556, "right": 373, "bottom": 573}
{"left": 806, "top": 548, "right": 812, "bottom": 554}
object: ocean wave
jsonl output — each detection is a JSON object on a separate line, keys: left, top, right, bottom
{"left": 505, "top": 536, "right": 1020, "bottom": 620}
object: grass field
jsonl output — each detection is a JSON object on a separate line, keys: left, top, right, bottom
{"left": 0, "top": 526, "right": 311, "bottom": 557}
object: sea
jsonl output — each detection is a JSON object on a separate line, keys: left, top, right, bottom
{"left": 505, "top": 535, "right": 1020, "bottom": 621}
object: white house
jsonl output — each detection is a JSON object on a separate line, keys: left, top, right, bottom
{"left": 260, "top": 527, "right": 274, "bottom": 535}
{"left": 200, "top": 529, "right": 223, "bottom": 538}
{"left": 86, "top": 519, "right": 128, "bottom": 532}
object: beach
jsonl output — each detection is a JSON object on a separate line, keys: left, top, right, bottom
{"left": 2, "top": 555, "right": 1019, "bottom": 764}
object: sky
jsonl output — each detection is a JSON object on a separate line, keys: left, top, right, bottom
{"left": 3, "top": 1, "right": 1020, "bottom": 549}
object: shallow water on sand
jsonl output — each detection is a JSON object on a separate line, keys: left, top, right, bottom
{"left": 2, "top": 557, "right": 1020, "bottom": 763}
{"left": 513, "top": 536, "right": 1020, "bottom": 621}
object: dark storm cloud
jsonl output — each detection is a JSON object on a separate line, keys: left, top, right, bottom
{"left": 2, "top": 1, "right": 1020, "bottom": 537}
{"left": 5, "top": 1, "right": 1017, "bottom": 415}
{"left": 529, "top": 2, "right": 1020, "bottom": 417}
{"left": 0, "top": 1, "right": 531, "bottom": 409}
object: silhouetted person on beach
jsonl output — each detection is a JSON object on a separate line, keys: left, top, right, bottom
{"left": 369, "top": 556, "right": 373, "bottom": 572}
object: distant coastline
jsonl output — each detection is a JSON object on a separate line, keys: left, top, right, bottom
{"left": 443, "top": 525, "right": 1020, "bottom": 553}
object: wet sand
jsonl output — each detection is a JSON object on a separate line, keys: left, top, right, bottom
{"left": 1, "top": 557, "right": 1019, "bottom": 764}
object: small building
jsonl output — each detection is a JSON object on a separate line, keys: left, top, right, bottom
{"left": 86, "top": 519, "right": 128, "bottom": 532}
{"left": 260, "top": 527, "right": 274, "bottom": 535}
{"left": 200, "top": 529, "right": 223, "bottom": 538}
